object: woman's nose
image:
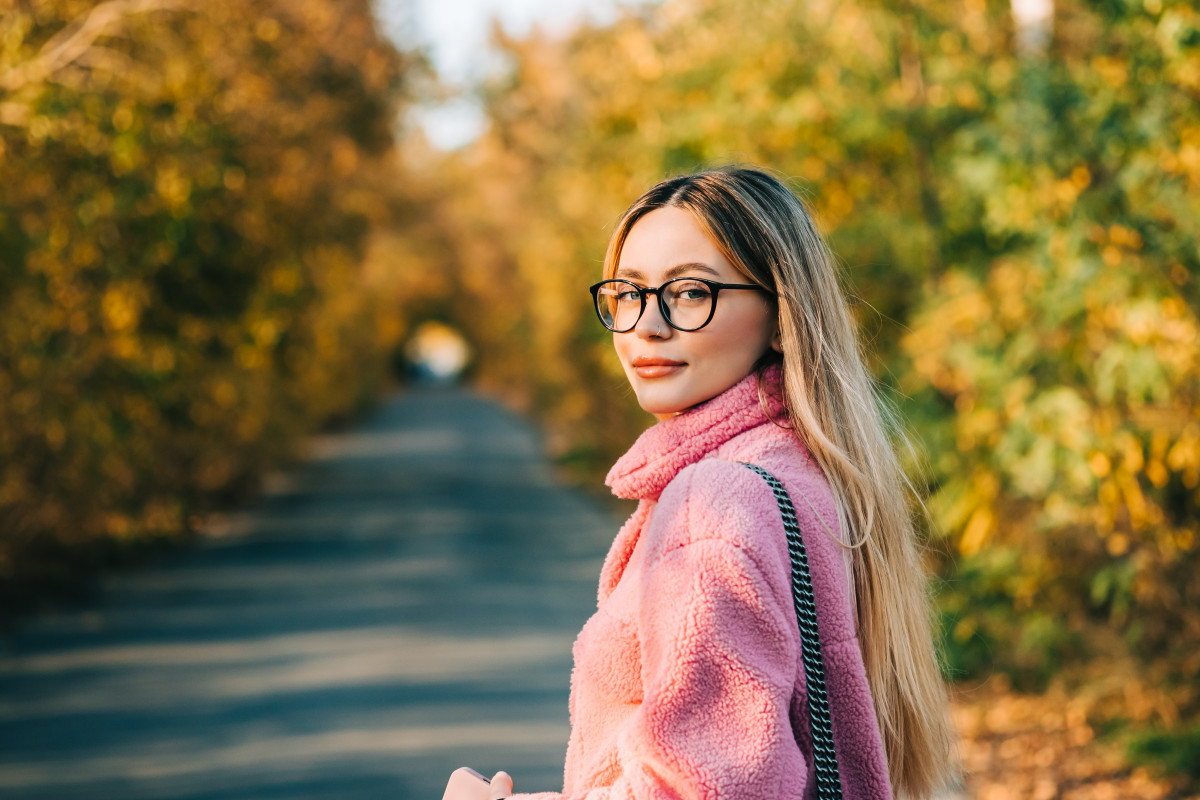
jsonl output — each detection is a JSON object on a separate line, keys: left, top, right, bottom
{"left": 633, "top": 295, "right": 672, "bottom": 340}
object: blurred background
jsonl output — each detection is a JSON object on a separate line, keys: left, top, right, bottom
{"left": 1, "top": 0, "right": 1198, "bottom": 797}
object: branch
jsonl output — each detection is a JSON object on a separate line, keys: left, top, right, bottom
{"left": 0, "top": 0, "right": 186, "bottom": 94}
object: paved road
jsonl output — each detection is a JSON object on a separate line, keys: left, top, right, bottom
{"left": 0, "top": 387, "right": 624, "bottom": 800}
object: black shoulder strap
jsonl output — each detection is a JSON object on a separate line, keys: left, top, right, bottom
{"left": 739, "top": 462, "right": 844, "bottom": 800}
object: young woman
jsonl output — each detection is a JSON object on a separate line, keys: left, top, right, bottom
{"left": 478, "top": 167, "right": 957, "bottom": 800}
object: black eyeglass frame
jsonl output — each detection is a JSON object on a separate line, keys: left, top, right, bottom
{"left": 588, "top": 277, "right": 770, "bottom": 333}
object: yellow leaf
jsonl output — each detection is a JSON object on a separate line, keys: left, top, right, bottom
{"left": 959, "top": 506, "right": 994, "bottom": 557}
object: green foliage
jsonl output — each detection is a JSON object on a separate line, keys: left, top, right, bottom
{"left": 1128, "top": 725, "right": 1200, "bottom": 781}
{"left": 936, "top": 551, "right": 1082, "bottom": 691}
{"left": 0, "top": 0, "right": 415, "bottom": 604}
{"left": 905, "top": 0, "right": 1200, "bottom": 695}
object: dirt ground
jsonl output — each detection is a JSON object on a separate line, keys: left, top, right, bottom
{"left": 951, "top": 682, "right": 1198, "bottom": 800}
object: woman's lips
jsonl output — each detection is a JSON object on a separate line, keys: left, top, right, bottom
{"left": 631, "top": 357, "right": 685, "bottom": 379}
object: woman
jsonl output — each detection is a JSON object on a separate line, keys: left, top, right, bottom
{"left": 481, "top": 167, "right": 957, "bottom": 799}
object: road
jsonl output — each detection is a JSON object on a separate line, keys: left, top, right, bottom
{"left": 0, "top": 386, "right": 624, "bottom": 800}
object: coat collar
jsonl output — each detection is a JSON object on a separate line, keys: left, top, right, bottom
{"left": 606, "top": 366, "right": 785, "bottom": 501}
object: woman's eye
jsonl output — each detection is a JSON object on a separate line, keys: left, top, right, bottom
{"left": 616, "top": 289, "right": 642, "bottom": 302}
{"left": 671, "top": 282, "right": 711, "bottom": 302}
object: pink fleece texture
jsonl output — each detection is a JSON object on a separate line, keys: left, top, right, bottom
{"left": 515, "top": 370, "right": 892, "bottom": 800}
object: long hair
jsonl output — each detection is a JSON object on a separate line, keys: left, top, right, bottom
{"left": 604, "top": 166, "right": 958, "bottom": 798}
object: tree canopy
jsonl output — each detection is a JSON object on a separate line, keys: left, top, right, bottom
{"left": 0, "top": 0, "right": 416, "bottom": 600}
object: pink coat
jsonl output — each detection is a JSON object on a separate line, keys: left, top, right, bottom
{"left": 517, "top": 370, "right": 892, "bottom": 800}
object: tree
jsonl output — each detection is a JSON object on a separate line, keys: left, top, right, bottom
{"left": 0, "top": 0, "right": 416, "bottom": 602}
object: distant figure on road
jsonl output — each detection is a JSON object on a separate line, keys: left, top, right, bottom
{"left": 458, "top": 167, "right": 959, "bottom": 800}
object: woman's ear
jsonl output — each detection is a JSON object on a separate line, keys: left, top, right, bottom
{"left": 770, "top": 326, "right": 783, "bottom": 353}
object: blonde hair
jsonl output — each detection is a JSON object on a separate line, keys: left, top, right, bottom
{"left": 604, "top": 166, "right": 959, "bottom": 798}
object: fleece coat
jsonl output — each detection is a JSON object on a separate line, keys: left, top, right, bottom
{"left": 515, "top": 370, "right": 892, "bottom": 800}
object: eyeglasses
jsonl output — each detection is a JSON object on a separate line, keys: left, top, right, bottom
{"left": 589, "top": 277, "right": 768, "bottom": 333}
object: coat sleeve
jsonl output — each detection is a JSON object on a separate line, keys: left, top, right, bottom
{"left": 512, "top": 460, "right": 809, "bottom": 800}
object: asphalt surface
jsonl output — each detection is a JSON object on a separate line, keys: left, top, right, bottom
{"left": 0, "top": 386, "right": 624, "bottom": 800}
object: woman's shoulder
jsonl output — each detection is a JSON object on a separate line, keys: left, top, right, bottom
{"left": 717, "top": 420, "right": 822, "bottom": 479}
{"left": 648, "top": 457, "right": 790, "bottom": 564}
{"left": 649, "top": 446, "right": 857, "bottom": 642}
{"left": 719, "top": 424, "right": 840, "bottom": 531}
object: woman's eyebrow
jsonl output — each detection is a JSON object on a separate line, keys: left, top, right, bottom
{"left": 665, "top": 262, "right": 721, "bottom": 279}
{"left": 614, "top": 262, "right": 720, "bottom": 282}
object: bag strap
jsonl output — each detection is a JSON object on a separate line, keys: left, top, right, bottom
{"left": 739, "top": 462, "right": 845, "bottom": 800}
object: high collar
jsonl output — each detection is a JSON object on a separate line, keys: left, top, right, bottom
{"left": 606, "top": 367, "right": 785, "bottom": 501}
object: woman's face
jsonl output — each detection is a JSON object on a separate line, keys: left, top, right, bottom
{"left": 612, "top": 206, "right": 778, "bottom": 420}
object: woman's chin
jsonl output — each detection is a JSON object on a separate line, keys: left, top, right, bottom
{"left": 635, "top": 392, "right": 702, "bottom": 419}
{"left": 636, "top": 397, "right": 686, "bottom": 419}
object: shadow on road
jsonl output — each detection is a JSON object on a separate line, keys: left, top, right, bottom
{"left": 0, "top": 387, "right": 623, "bottom": 800}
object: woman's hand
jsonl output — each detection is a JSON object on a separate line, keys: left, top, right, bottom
{"left": 488, "top": 771, "right": 513, "bottom": 799}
